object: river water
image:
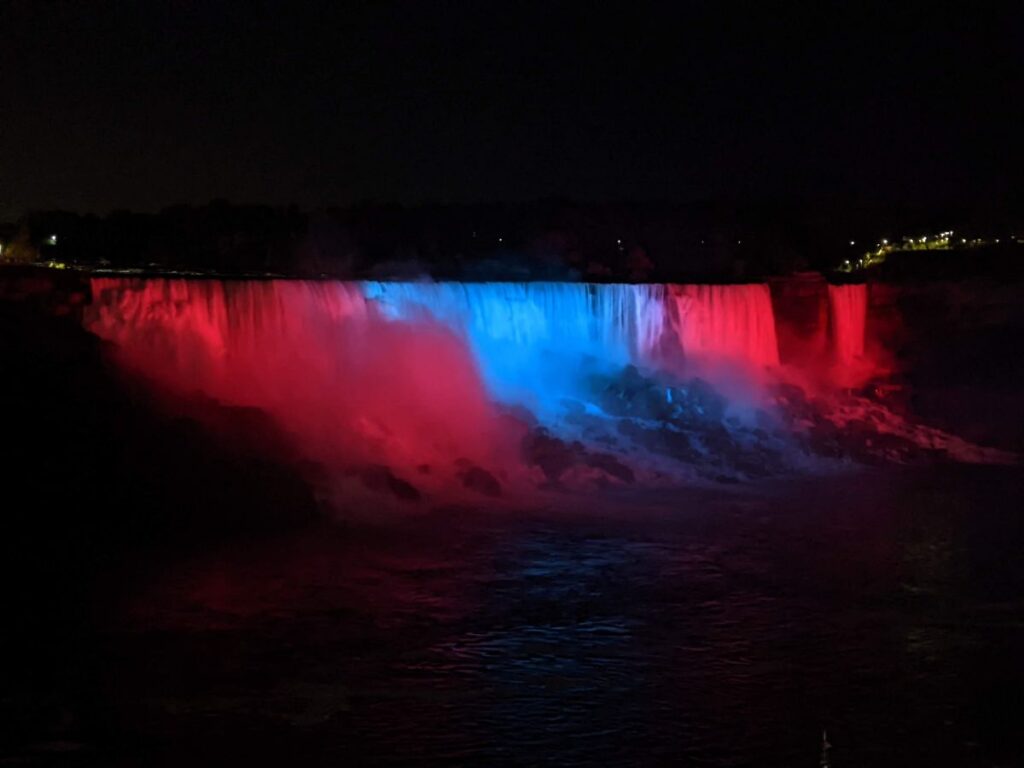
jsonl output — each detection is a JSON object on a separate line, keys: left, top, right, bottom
{"left": 79, "top": 465, "right": 1024, "bottom": 766}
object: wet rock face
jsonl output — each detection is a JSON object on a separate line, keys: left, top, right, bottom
{"left": 582, "top": 450, "right": 635, "bottom": 484}
{"left": 0, "top": 266, "right": 91, "bottom": 318}
{"left": 577, "top": 365, "right": 786, "bottom": 480}
{"left": 574, "top": 360, "right": 1016, "bottom": 480}
{"left": 591, "top": 365, "right": 727, "bottom": 426}
{"left": 458, "top": 464, "right": 502, "bottom": 497}
{"left": 616, "top": 418, "right": 701, "bottom": 464}
{"left": 520, "top": 429, "right": 577, "bottom": 482}
{"left": 771, "top": 381, "right": 1018, "bottom": 466}
{"left": 358, "top": 465, "right": 422, "bottom": 501}
{"left": 867, "top": 280, "right": 1024, "bottom": 453}
{"left": 520, "top": 428, "right": 634, "bottom": 487}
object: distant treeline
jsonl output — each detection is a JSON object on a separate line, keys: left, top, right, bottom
{"left": 2, "top": 200, "right": 1022, "bottom": 281}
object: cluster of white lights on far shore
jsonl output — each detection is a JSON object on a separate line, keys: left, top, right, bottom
{"left": 902, "top": 231, "right": 954, "bottom": 245}
{"left": 840, "top": 228, "right": 1019, "bottom": 273}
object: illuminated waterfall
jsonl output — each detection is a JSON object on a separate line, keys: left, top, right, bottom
{"left": 827, "top": 284, "right": 867, "bottom": 367}
{"left": 87, "top": 278, "right": 501, "bottom": 473}
{"left": 88, "top": 278, "right": 786, "bottom": 411}
{"left": 667, "top": 284, "right": 780, "bottom": 369}
{"left": 86, "top": 278, "right": 791, "bottom": 474}
{"left": 361, "top": 282, "right": 670, "bottom": 409}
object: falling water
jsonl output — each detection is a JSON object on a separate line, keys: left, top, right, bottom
{"left": 87, "top": 277, "right": 787, "bottom": 412}
{"left": 828, "top": 284, "right": 868, "bottom": 367}
{"left": 87, "top": 278, "right": 503, "bottom": 475}
{"left": 667, "top": 284, "right": 780, "bottom": 369}
{"left": 361, "top": 282, "right": 670, "bottom": 410}
{"left": 86, "top": 278, "right": 792, "bottom": 481}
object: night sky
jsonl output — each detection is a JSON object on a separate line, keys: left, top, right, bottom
{"left": 2, "top": 1, "right": 1021, "bottom": 216}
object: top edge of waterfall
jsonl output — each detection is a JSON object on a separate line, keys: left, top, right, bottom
{"left": 86, "top": 271, "right": 780, "bottom": 288}
{"left": 37, "top": 264, "right": 865, "bottom": 288}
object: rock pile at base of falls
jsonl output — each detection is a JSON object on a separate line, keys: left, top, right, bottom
{"left": 332, "top": 368, "right": 1019, "bottom": 503}
{"left": 542, "top": 364, "right": 1017, "bottom": 483}
{"left": 520, "top": 427, "right": 635, "bottom": 488}
{"left": 547, "top": 365, "right": 793, "bottom": 482}
{"left": 773, "top": 382, "right": 1019, "bottom": 466}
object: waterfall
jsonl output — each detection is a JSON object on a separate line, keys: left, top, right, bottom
{"left": 667, "top": 284, "right": 780, "bottom": 369}
{"left": 85, "top": 278, "right": 794, "bottom": 470}
{"left": 827, "top": 284, "right": 867, "bottom": 367}
{"left": 86, "top": 278, "right": 502, "bottom": 473}
{"left": 88, "top": 279, "right": 368, "bottom": 385}
{"left": 87, "top": 278, "right": 787, "bottom": 410}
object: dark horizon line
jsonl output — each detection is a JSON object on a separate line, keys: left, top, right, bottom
{"left": 6, "top": 195, "right": 1024, "bottom": 220}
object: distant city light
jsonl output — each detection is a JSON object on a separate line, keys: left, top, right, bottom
{"left": 882, "top": 238, "right": 888, "bottom": 245}
{"left": 849, "top": 240, "right": 855, "bottom": 246}
{"left": 47, "top": 234, "right": 58, "bottom": 245}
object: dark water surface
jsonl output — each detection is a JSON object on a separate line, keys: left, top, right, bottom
{"left": 31, "top": 467, "right": 1024, "bottom": 766}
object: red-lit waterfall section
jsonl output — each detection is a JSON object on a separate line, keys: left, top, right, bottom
{"left": 827, "top": 284, "right": 870, "bottom": 386}
{"left": 668, "top": 284, "right": 780, "bottom": 369}
{"left": 87, "top": 278, "right": 506, "bottom": 482}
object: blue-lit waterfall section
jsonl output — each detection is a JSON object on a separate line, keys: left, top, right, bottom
{"left": 360, "top": 282, "right": 670, "bottom": 412}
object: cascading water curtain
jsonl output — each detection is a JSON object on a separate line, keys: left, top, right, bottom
{"left": 827, "top": 284, "right": 867, "bottom": 366}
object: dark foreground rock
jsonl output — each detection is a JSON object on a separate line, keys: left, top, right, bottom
{"left": 575, "top": 365, "right": 789, "bottom": 480}
{"left": 457, "top": 462, "right": 503, "bottom": 497}
{"left": 0, "top": 301, "right": 322, "bottom": 756}
{"left": 773, "top": 381, "right": 1018, "bottom": 466}
{"left": 358, "top": 465, "right": 422, "bottom": 500}
{"left": 521, "top": 427, "right": 635, "bottom": 487}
